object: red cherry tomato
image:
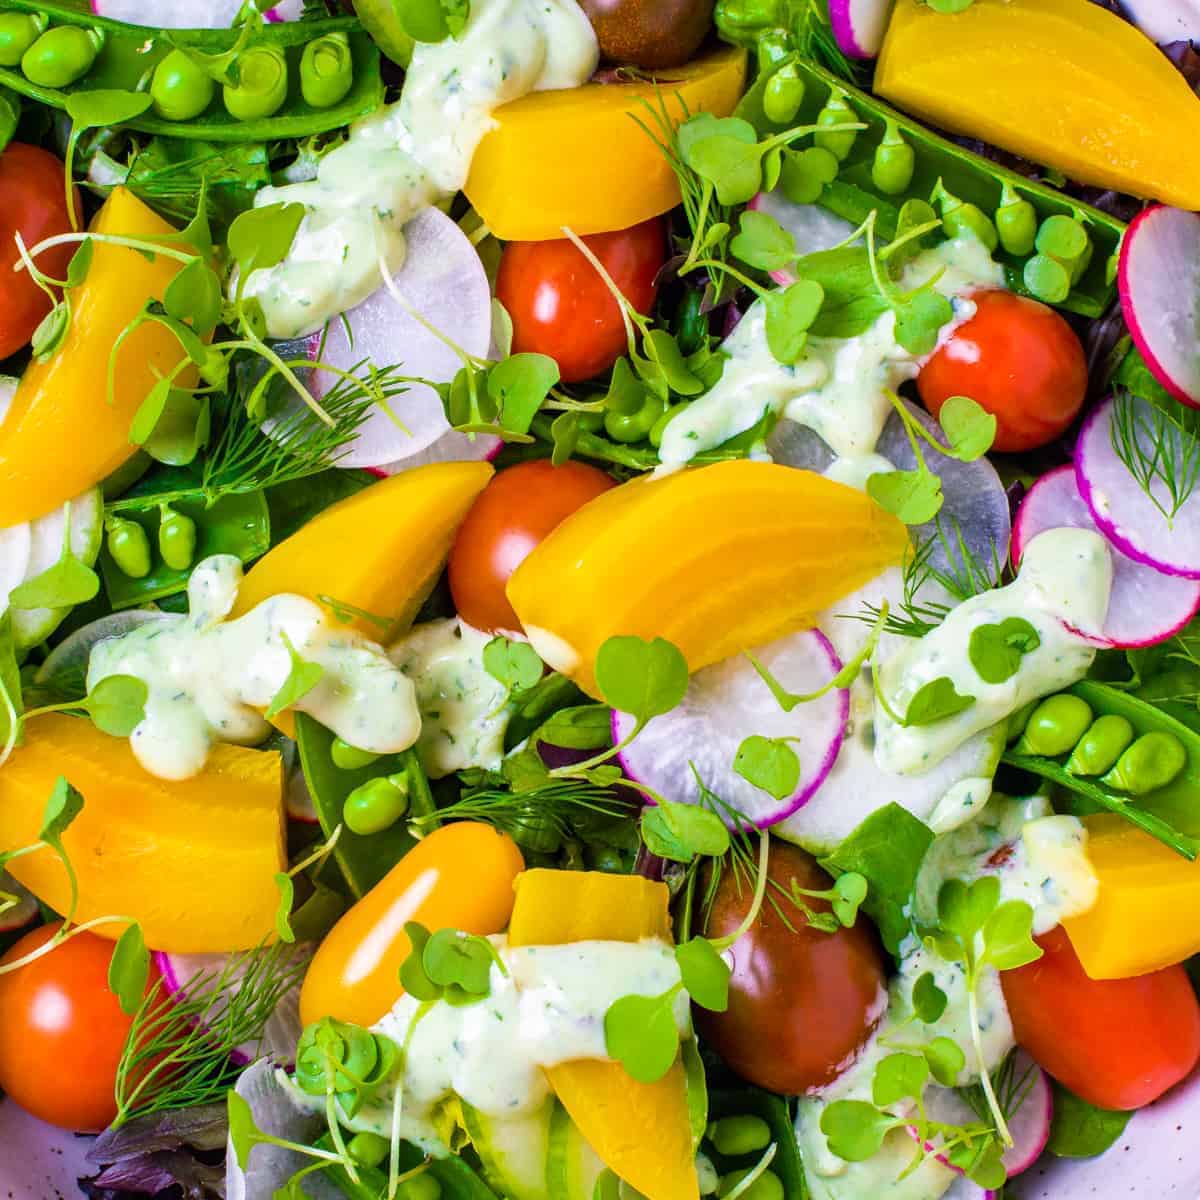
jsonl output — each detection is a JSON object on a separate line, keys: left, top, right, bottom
{"left": 696, "top": 841, "right": 887, "bottom": 1094}
{"left": 1001, "top": 925, "right": 1200, "bottom": 1111}
{"left": 449, "top": 459, "right": 614, "bottom": 633}
{"left": 0, "top": 923, "right": 160, "bottom": 1130}
{"left": 0, "top": 144, "right": 79, "bottom": 361}
{"left": 917, "top": 289, "right": 1088, "bottom": 453}
{"left": 495, "top": 217, "right": 665, "bottom": 383}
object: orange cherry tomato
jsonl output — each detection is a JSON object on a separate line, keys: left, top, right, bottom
{"left": 0, "top": 144, "right": 79, "bottom": 360}
{"left": 917, "top": 289, "right": 1088, "bottom": 453}
{"left": 448, "top": 458, "right": 615, "bottom": 634}
{"left": 1001, "top": 925, "right": 1200, "bottom": 1110}
{"left": 299, "top": 822, "right": 525, "bottom": 1028}
{"left": 0, "top": 923, "right": 160, "bottom": 1131}
{"left": 495, "top": 217, "right": 665, "bottom": 383}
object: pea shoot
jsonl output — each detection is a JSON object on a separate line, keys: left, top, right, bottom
{"left": 398, "top": 921, "right": 506, "bottom": 1005}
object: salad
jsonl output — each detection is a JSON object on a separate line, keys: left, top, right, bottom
{"left": 0, "top": 0, "right": 1199, "bottom": 1198}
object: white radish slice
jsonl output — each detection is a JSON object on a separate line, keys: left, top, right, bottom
{"left": 613, "top": 629, "right": 848, "bottom": 828}
{"left": 1075, "top": 395, "right": 1200, "bottom": 578}
{"left": 1013, "top": 465, "right": 1200, "bottom": 647}
{"left": 1119, "top": 0, "right": 1200, "bottom": 44}
{"left": 34, "top": 610, "right": 175, "bottom": 697}
{"left": 0, "top": 871, "right": 38, "bottom": 933}
{"left": 153, "top": 945, "right": 312, "bottom": 1067}
{"left": 748, "top": 189, "right": 858, "bottom": 286}
{"left": 305, "top": 208, "right": 492, "bottom": 470}
{"left": 91, "top": 0, "right": 301, "bottom": 26}
{"left": 829, "top": 0, "right": 896, "bottom": 58}
{"left": 1118, "top": 205, "right": 1200, "bottom": 409}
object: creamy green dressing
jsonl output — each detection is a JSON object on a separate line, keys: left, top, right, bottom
{"left": 310, "top": 937, "right": 687, "bottom": 1154}
{"left": 241, "top": 0, "right": 598, "bottom": 338}
{"left": 87, "top": 555, "right": 420, "bottom": 780}
{"left": 795, "top": 795, "right": 1097, "bottom": 1200}
{"left": 389, "top": 617, "right": 510, "bottom": 778}
{"left": 657, "top": 238, "right": 1004, "bottom": 476}
{"left": 873, "top": 527, "right": 1113, "bottom": 777}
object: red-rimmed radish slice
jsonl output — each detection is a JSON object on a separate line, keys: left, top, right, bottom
{"left": 1118, "top": 206, "right": 1200, "bottom": 409}
{"left": 1119, "top": 1, "right": 1200, "bottom": 44}
{"left": 91, "top": 0, "right": 301, "bottom": 25}
{"left": 613, "top": 629, "right": 848, "bottom": 828}
{"left": 0, "top": 872, "right": 38, "bottom": 933}
{"left": 153, "top": 946, "right": 312, "bottom": 1067}
{"left": 829, "top": 0, "right": 896, "bottom": 58}
{"left": 1014, "top": 465, "right": 1200, "bottom": 647}
{"left": 1075, "top": 395, "right": 1200, "bottom": 579}
{"left": 303, "top": 207, "right": 491, "bottom": 470}
{"left": 748, "top": 189, "right": 858, "bottom": 285}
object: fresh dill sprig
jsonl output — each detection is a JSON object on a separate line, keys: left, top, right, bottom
{"left": 113, "top": 941, "right": 309, "bottom": 1127}
{"left": 1109, "top": 388, "right": 1200, "bottom": 524}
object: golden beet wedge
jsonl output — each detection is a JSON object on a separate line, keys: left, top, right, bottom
{"left": 506, "top": 460, "right": 909, "bottom": 698}
{"left": 0, "top": 715, "right": 284, "bottom": 953}
{"left": 0, "top": 189, "right": 198, "bottom": 526}
{"left": 464, "top": 47, "right": 747, "bottom": 240}
{"left": 877, "top": 0, "right": 1200, "bottom": 209}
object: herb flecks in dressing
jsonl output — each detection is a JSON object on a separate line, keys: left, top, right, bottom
{"left": 873, "top": 527, "right": 1113, "bottom": 776}
{"left": 241, "top": 0, "right": 598, "bottom": 339}
{"left": 87, "top": 555, "right": 420, "bottom": 781}
{"left": 657, "top": 238, "right": 1004, "bottom": 475}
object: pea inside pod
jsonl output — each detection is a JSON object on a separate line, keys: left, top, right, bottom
{"left": 158, "top": 505, "right": 198, "bottom": 572}
{"left": 105, "top": 516, "right": 152, "bottom": 581}
{"left": 0, "top": 12, "right": 46, "bottom": 68}
{"left": 224, "top": 44, "right": 289, "bottom": 121}
{"left": 814, "top": 86, "right": 858, "bottom": 162}
{"left": 1065, "top": 713, "right": 1135, "bottom": 778}
{"left": 1101, "top": 731, "right": 1189, "bottom": 796}
{"left": 151, "top": 49, "right": 216, "bottom": 123}
{"left": 931, "top": 177, "right": 999, "bottom": 253}
{"left": 22, "top": 25, "right": 103, "bottom": 89}
{"left": 1013, "top": 694, "right": 1093, "bottom": 758}
{"left": 871, "top": 118, "right": 915, "bottom": 196}
{"left": 301, "top": 32, "right": 354, "bottom": 110}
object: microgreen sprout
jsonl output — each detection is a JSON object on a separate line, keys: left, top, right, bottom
{"left": 398, "top": 922, "right": 506, "bottom": 1006}
{"left": 273, "top": 823, "right": 344, "bottom": 943}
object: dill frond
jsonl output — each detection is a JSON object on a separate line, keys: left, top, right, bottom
{"left": 1110, "top": 389, "right": 1200, "bottom": 525}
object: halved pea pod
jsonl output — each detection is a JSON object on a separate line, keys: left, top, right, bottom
{"left": 0, "top": 1, "right": 382, "bottom": 142}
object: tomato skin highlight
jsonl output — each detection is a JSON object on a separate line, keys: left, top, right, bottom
{"left": 496, "top": 217, "right": 665, "bottom": 383}
{"left": 696, "top": 841, "right": 887, "bottom": 1095}
{"left": 1001, "top": 925, "right": 1200, "bottom": 1111}
{"left": 0, "top": 144, "right": 79, "bottom": 360}
{"left": 0, "top": 923, "right": 160, "bottom": 1131}
{"left": 917, "top": 288, "right": 1087, "bottom": 453}
{"left": 449, "top": 458, "right": 615, "bottom": 634}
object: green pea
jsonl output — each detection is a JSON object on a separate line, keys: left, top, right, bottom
{"left": 814, "top": 87, "right": 858, "bottom": 162}
{"left": 347, "top": 1131, "right": 390, "bottom": 1168}
{"left": 649, "top": 402, "right": 688, "bottom": 449}
{"left": 331, "top": 736, "right": 381, "bottom": 771}
{"left": 762, "top": 62, "right": 804, "bottom": 126}
{"left": 396, "top": 1173, "right": 441, "bottom": 1200}
{"left": 586, "top": 845, "right": 625, "bottom": 873}
{"left": 300, "top": 32, "right": 353, "bottom": 110}
{"left": 106, "top": 517, "right": 152, "bottom": 580}
{"left": 343, "top": 774, "right": 409, "bottom": 836}
{"left": 871, "top": 118, "right": 915, "bottom": 196}
{"left": 224, "top": 45, "right": 289, "bottom": 122}
{"left": 1023, "top": 253, "right": 1071, "bottom": 303}
{"left": 0, "top": 12, "right": 47, "bottom": 69}
{"left": 1101, "top": 731, "right": 1188, "bottom": 795}
{"left": 579, "top": 409, "right": 606, "bottom": 433}
{"left": 931, "top": 178, "right": 998, "bottom": 253}
{"left": 158, "top": 505, "right": 197, "bottom": 572}
{"left": 605, "top": 393, "right": 666, "bottom": 443}
{"left": 779, "top": 145, "right": 839, "bottom": 206}
{"left": 718, "top": 1168, "right": 784, "bottom": 1200}
{"left": 22, "top": 26, "right": 104, "bottom": 89}
{"left": 1014, "top": 694, "right": 1094, "bottom": 758}
{"left": 708, "top": 1115, "right": 772, "bottom": 1157}
{"left": 1006, "top": 698, "right": 1040, "bottom": 744}
{"left": 1065, "top": 714, "right": 1135, "bottom": 777}
{"left": 994, "top": 183, "right": 1037, "bottom": 257}
{"left": 150, "top": 49, "right": 215, "bottom": 122}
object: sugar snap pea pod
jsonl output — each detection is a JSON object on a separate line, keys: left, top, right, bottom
{"left": 0, "top": 11, "right": 46, "bottom": 68}
{"left": 224, "top": 44, "right": 287, "bottom": 121}
{"left": 0, "top": 1, "right": 382, "bottom": 143}
{"left": 995, "top": 182, "right": 1037, "bottom": 257}
{"left": 22, "top": 25, "right": 103, "bottom": 88}
{"left": 871, "top": 118, "right": 915, "bottom": 196}
{"left": 1065, "top": 713, "right": 1134, "bottom": 777}
{"left": 1102, "top": 731, "right": 1189, "bottom": 796}
{"left": 301, "top": 32, "right": 354, "bottom": 110}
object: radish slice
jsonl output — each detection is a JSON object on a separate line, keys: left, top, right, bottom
{"left": 1120, "top": 0, "right": 1200, "bottom": 44}
{"left": 1118, "top": 206, "right": 1200, "bottom": 409}
{"left": 0, "top": 871, "right": 38, "bottom": 933}
{"left": 829, "top": 0, "right": 896, "bottom": 58}
{"left": 613, "top": 629, "right": 848, "bottom": 828}
{"left": 306, "top": 207, "right": 492, "bottom": 470}
{"left": 1075, "top": 395, "right": 1200, "bottom": 579}
{"left": 92, "top": 0, "right": 301, "bottom": 25}
{"left": 748, "top": 190, "right": 858, "bottom": 285}
{"left": 34, "top": 611, "right": 174, "bottom": 697}
{"left": 1014, "top": 465, "right": 1200, "bottom": 647}
{"left": 153, "top": 946, "right": 312, "bottom": 1067}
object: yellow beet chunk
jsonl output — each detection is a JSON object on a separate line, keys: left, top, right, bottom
{"left": 464, "top": 48, "right": 748, "bottom": 241}
{"left": 508, "top": 870, "right": 697, "bottom": 1200}
{"left": 1065, "top": 814, "right": 1200, "bottom": 980}
{"left": 233, "top": 461, "right": 493, "bottom": 640}
{"left": 876, "top": 0, "right": 1200, "bottom": 209}
{"left": 0, "top": 189, "right": 198, "bottom": 526}
{"left": 507, "top": 460, "right": 909, "bottom": 697}
{"left": 0, "top": 715, "right": 284, "bottom": 953}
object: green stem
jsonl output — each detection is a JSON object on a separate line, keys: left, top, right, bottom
{"left": 966, "top": 970, "right": 1013, "bottom": 1147}
{"left": 710, "top": 831, "right": 772, "bottom": 952}
{"left": 684, "top": 258, "right": 767, "bottom": 297}
{"left": 18, "top": 232, "right": 199, "bottom": 270}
